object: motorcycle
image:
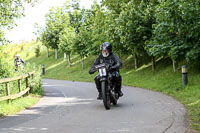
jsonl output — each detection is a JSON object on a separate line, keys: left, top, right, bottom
{"left": 95, "top": 63, "right": 119, "bottom": 110}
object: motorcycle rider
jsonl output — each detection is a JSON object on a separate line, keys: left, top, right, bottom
{"left": 89, "top": 42, "right": 123, "bottom": 99}
{"left": 14, "top": 54, "right": 26, "bottom": 70}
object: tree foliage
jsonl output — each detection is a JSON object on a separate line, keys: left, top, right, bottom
{"left": 0, "top": 0, "right": 37, "bottom": 44}
{"left": 148, "top": 0, "right": 200, "bottom": 62}
{"left": 0, "top": 55, "right": 10, "bottom": 78}
{"left": 37, "top": 0, "right": 200, "bottom": 70}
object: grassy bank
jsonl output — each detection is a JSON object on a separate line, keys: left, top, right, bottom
{"left": 36, "top": 53, "right": 200, "bottom": 132}
{"left": 0, "top": 95, "right": 41, "bottom": 117}
{"left": 0, "top": 41, "right": 43, "bottom": 117}
{"left": 2, "top": 41, "right": 200, "bottom": 132}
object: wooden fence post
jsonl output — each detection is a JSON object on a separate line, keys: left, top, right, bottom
{"left": 18, "top": 79, "right": 21, "bottom": 92}
{"left": 30, "top": 74, "right": 34, "bottom": 92}
{"left": 0, "top": 71, "right": 35, "bottom": 102}
{"left": 6, "top": 82, "right": 11, "bottom": 103}
{"left": 26, "top": 77, "right": 29, "bottom": 95}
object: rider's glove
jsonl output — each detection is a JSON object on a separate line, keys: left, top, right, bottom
{"left": 89, "top": 68, "right": 96, "bottom": 74}
{"left": 110, "top": 66, "right": 116, "bottom": 71}
{"left": 106, "top": 64, "right": 112, "bottom": 70}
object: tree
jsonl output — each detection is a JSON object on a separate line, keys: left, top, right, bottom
{"left": 89, "top": 3, "right": 107, "bottom": 55}
{"left": 59, "top": 20, "right": 75, "bottom": 67}
{"left": 0, "top": 0, "right": 37, "bottom": 44}
{"left": 148, "top": 0, "right": 200, "bottom": 71}
{"left": 104, "top": 6, "right": 124, "bottom": 58}
{"left": 118, "top": 0, "right": 157, "bottom": 69}
{"left": 68, "top": 0, "right": 82, "bottom": 34}
{"left": 34, "top": 23, "right": 50, "bottom": 57}
{"left": 72, "top": 9, "right": 92, "bottom": 69}
{"left": 0, "top": 47, "right": 12, "bottom": 78}
{"left": 102, "top": 0, "right": 131, "bottom": 57}
{"left": 43, "top": 7, "right": 68, "bottom": 59}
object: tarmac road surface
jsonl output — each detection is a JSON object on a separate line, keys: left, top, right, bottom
{"left": 0, "top": 79, "right": 188, "bottom": 133}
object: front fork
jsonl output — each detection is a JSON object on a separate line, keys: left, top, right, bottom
{"left": 100, "top": 77, "right": 111, "bottom": 95}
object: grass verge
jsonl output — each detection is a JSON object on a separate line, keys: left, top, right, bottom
{"left": 2, "top": 41, "right": 200, "bottom": 132}
{"left": 37, "top": 52, "right": 199, "bottom": 132}
{"left": 0, "top": 95, "right": 41, "bottom": 117}
{"left": 0, "top": 41, "right": 44, "bottom": 118}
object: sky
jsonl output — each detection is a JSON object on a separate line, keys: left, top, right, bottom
{"left": 5, "top": 0, "right": 100, "bottom": 43}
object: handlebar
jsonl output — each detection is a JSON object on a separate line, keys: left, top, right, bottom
{"left": 95, "top": 63, "right": 111, "bottom": 70}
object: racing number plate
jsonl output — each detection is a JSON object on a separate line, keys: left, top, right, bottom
{"left": 99, "top": 68, "right": 107, "bottom": 76}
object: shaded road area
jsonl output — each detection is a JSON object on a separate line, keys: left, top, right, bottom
{"left": 0, "top": 79, "right": 188, "bottom": 133}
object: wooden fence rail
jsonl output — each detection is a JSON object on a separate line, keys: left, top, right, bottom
{"left": 0, "top": 71, "right": 35, "bottom": 103}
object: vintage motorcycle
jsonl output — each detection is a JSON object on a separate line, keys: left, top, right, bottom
{"left": 95, "top": 63, "right": 119, "bottom": 110}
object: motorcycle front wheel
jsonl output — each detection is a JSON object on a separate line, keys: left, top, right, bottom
{"left": 101, "top": 81, "right": 110, "bottom": 110}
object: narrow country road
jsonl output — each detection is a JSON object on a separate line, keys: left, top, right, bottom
{"left": 0, "top": 79, "right": 188, "bottom": 133}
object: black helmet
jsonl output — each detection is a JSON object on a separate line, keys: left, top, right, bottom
{"left": 101, "top": 42, "right": 112, "bottom": 57}
{"left": 101, "top": 42, "right": 112, "bottom": 52}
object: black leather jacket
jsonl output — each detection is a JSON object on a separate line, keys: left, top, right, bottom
{"left": 14, "top": 58, "right": 26, "bottom": 68}
{"left": 89, "top": 52, "right": 122, "bottom": 74}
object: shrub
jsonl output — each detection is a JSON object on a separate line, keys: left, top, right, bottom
{"left": 31, "top": 67, "right": 43, "bottom": 96}
{"left": 35, "top": 45, "right": 41, "bottom": 57}
{"left": 26, "top": 52, "right": 29, "bottom": 57}
{"left": 0, "top": 51, "right": 12, "bottom": 79}
{"left": 20, "top": 44, "right": 24, "bottom": 51}
{"left": 23, "top": 63, "right": 43, "bottom": 96}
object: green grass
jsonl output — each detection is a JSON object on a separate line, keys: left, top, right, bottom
{"left": 2, "top": 41, "right": 200, "bottom": 132}
{"left": 34, "top": 53, "right": 200, "bottom": 132}
{"left": 26, "top": 48, "right": 200, "bottom": 132}
{"left": 0, "top": 41, "right": 43, "bottom": 117}
{"left": 0, "top": 95, "right": 41, "bottom": 116}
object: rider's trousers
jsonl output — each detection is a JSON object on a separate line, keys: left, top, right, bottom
{"left": 94, "top": 71, "right": 122, "bottom": 93}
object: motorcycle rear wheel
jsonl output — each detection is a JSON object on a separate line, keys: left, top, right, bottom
{"left": 101, "top": 81, "right": 110, "bottom": 110}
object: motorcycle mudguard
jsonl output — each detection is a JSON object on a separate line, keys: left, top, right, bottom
{"left": 100, "top": 77, "right": 107, "bottom": 82}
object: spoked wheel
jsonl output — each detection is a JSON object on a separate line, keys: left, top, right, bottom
{"left": 101, "top": 81, "right": 110, "bottom": 110}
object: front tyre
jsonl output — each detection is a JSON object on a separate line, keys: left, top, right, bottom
{"left": 101, "top": 81, "right": 110, "bottom": 110}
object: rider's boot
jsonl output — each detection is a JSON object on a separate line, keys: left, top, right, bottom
{"left": 95, "top": 76, "right": 102, "bottom": 100}
{"left": 97, "top": 92, "right": 102, "bottom": 100}
{"left": 115, "top": 72, "right": 123, "bottom": 97}
{"left": 116, "top": 84, "right": 123, "bottom": 97}
{"left": 118, "top": 90, "right": 123, "bottom": 97}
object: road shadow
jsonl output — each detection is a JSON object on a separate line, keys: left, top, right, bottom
{"left": 0, "top": 95, "right": 94, "bottom": 133}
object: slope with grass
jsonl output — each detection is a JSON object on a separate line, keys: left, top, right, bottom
{"left": 3, "top": 41, "right": 200, "bottom": 132}
{"left": 0, "top": 41, "right": 43, "bottom": 117}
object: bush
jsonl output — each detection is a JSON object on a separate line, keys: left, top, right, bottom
{"left": 0, "top": 62, "right": 43, "bottom": 97}
{"left": 26, "top": 52, "right": 29, "bottom": 57}
{"left": 0, "top": 49, "right": 14, "bottom": 97}
{"left": 35, "top": 45, "right": 41, "bottom": 57}
{"left": 31, "top": 66, "right": 43, "bottom": 96}
{"left": 24, "top": 63, "right": 43, "bottom": 96}
{"left": 0, "top": 51, "right": 12, "bottom": 79}
{"left": 20, "top": 44, "right": 24, "bottom": 51}
{"left": 13, "top": 51, "right": 17, "bottom": 58}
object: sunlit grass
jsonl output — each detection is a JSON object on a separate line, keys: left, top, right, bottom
{"left": 46, "top": 60, "right": 65, "bottom": 71}
{"left": 136, "top": 63, "right": 152, "bottom": 72}
{"left": 0, "top": 95, "right": 41, "bottom": 115}
{"left": 2, "top": 41, "right": 200, "bottom": 132}
{"left": 188, "top": 100, "right": 200, "bottom": 106}
{"left": 0, "top": 41, "right": 43, "bottom": 117}
{"left": 35, "top": 51, "right": 199, "bottom": 132}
